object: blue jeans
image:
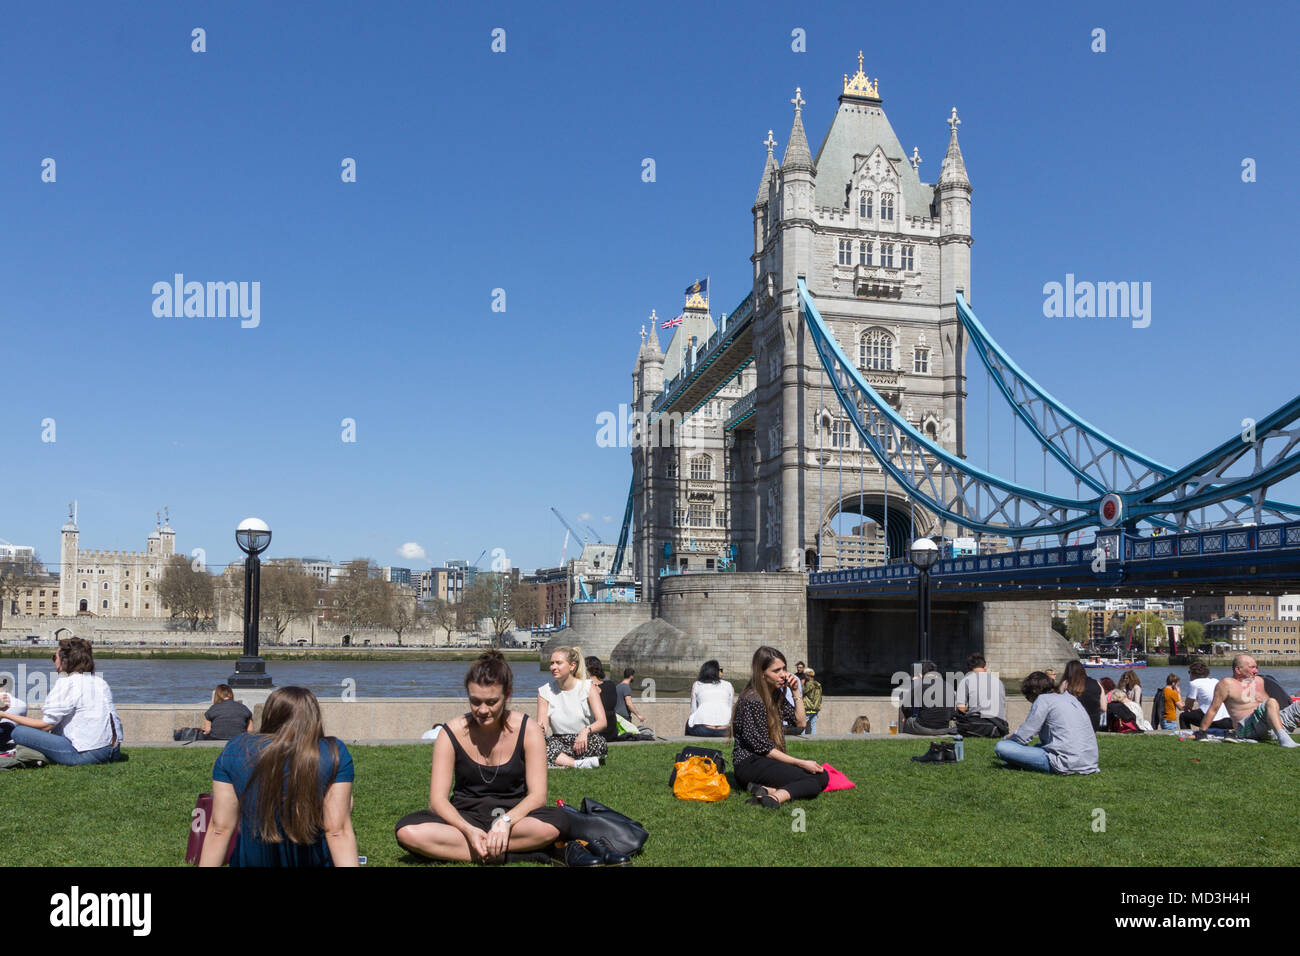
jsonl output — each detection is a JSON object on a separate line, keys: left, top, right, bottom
{"left": 994, "top": 739, "right": 1052, "bottom": 773}
{"left": 806, "top": 712, "right": 818, "bottom": 735}
{"left": 10, "top": 726, "right": 120, "bottom": 765}
{"left": 685, "top": 723, "right": 729, "bottom": 738}
{"left": 1160, "top": 720, "right": 1178, "bottom": 731}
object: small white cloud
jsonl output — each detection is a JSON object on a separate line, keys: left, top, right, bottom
{"left": 602, "top": 515, "right": 613, "bottom": 522}
{"left": 577, "top": 512, "right": 593, "bottom": 522}
{"left": 396, "top": 542, "right": 427, "bottom": 562}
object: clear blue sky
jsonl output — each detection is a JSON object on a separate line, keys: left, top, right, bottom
{"left": 2, "top": 0, "right": 1297, "bottom": 572}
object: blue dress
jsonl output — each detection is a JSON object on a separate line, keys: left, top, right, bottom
{"left": 212, "top": 734, "right": 354, "bottom": 867}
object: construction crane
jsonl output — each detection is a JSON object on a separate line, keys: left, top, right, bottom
{"left": 550, "top": 508, "right": 589, "bottom": 550}
{"left": 471, "top": 549, "right": 487, "bottom": 569}
{"left": 585, "top": 525, "right": 604, "bottom": 544}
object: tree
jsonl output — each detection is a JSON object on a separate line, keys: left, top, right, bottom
{"left": 1182, "top": 619, "right": 1206, "bottom": 651}
{"left": 387, "top": 588, "right": 423, "bottom": 645}
{"left": 0, "top": 552, "right": 45, "bottom": 628}
{"left": 259, "top": 560, "right": 317, "bottom": 644}
{"left": 512, "top": 584, "right": 542, "bottom": 630}
{"left": 335, "top": 559, "right": 388, "bottom": 633}
{"left": 457, "top": 581, "right": 487, "bottom": 634}
{"left": 157, "top": 555, "right": 215, "bottom": 630}
{"left": 430, "top": 599, "right": 458, "bottom": 644}
{"left": 1122, "top": 611, "right": 1169, "bottom": 652}
{"left": 1051, "top": 616, "right": 1068, "bottom": 638}
{"left": 1065, "top": 610, "right": 1091, "bottom": 645}
{"left": 462, "top": 574, "right": 515, "bottom": 646}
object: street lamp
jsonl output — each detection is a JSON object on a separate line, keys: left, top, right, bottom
{"left": 229, "top": 517, "right": 273, "bottom": 689}
{"left": 909, "top": 537, "right": 940, "bottom": 665}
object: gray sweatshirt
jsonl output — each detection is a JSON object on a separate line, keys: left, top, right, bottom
{"left": 1008, "top": 692, "right": 1100, "bottom": 774}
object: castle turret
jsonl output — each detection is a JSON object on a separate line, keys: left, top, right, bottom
{"left": 752, "top": 131, "right": 778, "bottom": 275}
{"left": 59, "top": 504, "right": 78, "bottom": 617}
{"left": 937, "top": 106, "right": 972, "bottom": 465}
{"left": 632, "top": 315, "right": 666, "bottom": 597}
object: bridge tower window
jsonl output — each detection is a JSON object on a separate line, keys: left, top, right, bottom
{"left": 859, "top": 329, "right": 895, "bottom": 371}
{"left": 838, "top": 239, "right": 852, "bottom": 265}
{"left": 859, "top": 241, "right": 872, "bottom": 265}
{"left": 881, "top": 243, "right": 895, "bottom": 268}
{"left": 858, "top": 190, "right": 872, "bottom": 219}
{"left": 902, "top": 244, "right": 915, "bottom": 270}
{"left": 690, "top": 455, "right": 713, "bottom": 480}
{"left": 881, "top": 193, "right": 895, "bottom": 221}
{"left": 914, "top": 347, "right": 930, "bottom": 374}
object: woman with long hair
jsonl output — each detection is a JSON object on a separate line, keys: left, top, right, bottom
{"left": 586, "top": 656, "right": 621, "bottom": 740}
{"left": 537, "top": 646, "right": 607, "bottom": 769}
{"left": 1059, "top": 659, "right": 1104, "bottom": 732}
{"left": 686, "top": 659, "right": 733, "bottom": 738}
{"left": 3, "top": 637, "right": 122, "bottom": 765}
{"left": 395, "top": 651, "right": 592, "bottom": 864}
{"left": 199, "top": 686, "right": 357, "bottom": 867}
{"left": 1116, "top": 669, "right": 1143, "bottom": 707}
{"left": 731, "top": 646, "right": 828, "bottom": 808}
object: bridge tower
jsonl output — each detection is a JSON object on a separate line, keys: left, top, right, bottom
{"left": 746, "top": 57, "right": 973, "bottom": 570}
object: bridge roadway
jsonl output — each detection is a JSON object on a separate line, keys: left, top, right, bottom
{"left": 652, "top": 292, "right": 755, "bottom": 420}
{"left": 808, "top": 520, "right": 1300, "bottom": 601}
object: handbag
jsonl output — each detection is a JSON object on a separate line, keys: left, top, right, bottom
{"left": 821, "top": 763, "right": 856, "bottom": 792}
{"left": 672, "top": 756, "right": 731, "bottom": 802}
{"left": 556, "top": 798, "right": 649, "bottom": 856}
{"left": 667, "top": 746, "right": 727, "bottom": 786}
{"left": 185, "top": 792, "right": 238, "bottom": 865}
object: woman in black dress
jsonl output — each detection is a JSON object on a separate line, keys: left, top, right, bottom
{"left": 731, "top": 646, "right": 829, "bottom": 808}
{"left": 1060, "top": 659, "right": 1104, "bottom": 732}
{"left": 395, "top": 651, "right": 572, "bottom": 863}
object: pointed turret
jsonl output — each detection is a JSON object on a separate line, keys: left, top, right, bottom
{"left": 938, "top": 106, "right": 969, "bottom": 187}
{"left": 755, "top": 132, "right": 778, "bottom": 206}
{"left": 781, "top": 89, "right": 814, "bottom": 171}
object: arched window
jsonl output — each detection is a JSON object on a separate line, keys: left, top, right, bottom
{"left": 858, "top": 190, "right": 872, "bottom": 219}
{"left": 881, "top": 193, "right": 895, "bottom": 221}
{"left": 79, "top": 600, "right": 87, "bottom": 612}
{"left": 859, "top": 329, "right": 894, "bottom": 371}
{"left": 690, "top": 454, "right": 713, "bottom": 480}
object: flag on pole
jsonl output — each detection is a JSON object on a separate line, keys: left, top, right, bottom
{"left": 684, "top": 277, "right": 709, "bottom": 298}
{"left": 661, "top": 314, "right": 683, "bottom": 329}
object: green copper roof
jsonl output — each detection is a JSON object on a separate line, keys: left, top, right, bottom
{"left": 812, "top": 100, "right": 935, "bottom": 217}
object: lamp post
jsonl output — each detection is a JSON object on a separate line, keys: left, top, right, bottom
{"left": 229, "top": 517, "right": 273, "bottom": 689}
{"left": 908, "top": 537, "right": 940, "bottom": 666}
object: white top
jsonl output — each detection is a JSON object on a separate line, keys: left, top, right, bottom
{"left": 688, "top": 680, "right": 735, "bottom": 727}
{"left": 1187, "top": 676, "right": 1229, "bottom": 722}
{"left": 539, "top": 679, "right": 593, "bottom": 735}
{"left": 1124, "top": 683, "right": 1143, "bottom": 706}
{"left": 41, "top": 673, "right": 123, "bottom": 752}
{"left": 0, "top": 692, "right": 28, "bottom": 720}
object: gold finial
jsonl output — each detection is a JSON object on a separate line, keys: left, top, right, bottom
{"left": 842, "top": 51, "right": 880, "bottom": 100}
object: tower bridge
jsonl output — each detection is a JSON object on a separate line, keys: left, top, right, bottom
{"left": 587, "top": 56, "right": 1300, "bottom": 688}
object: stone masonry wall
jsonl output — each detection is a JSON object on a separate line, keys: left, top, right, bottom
{"left": 657, "top": 571, "right": 808, "bottom": 674}
{"left": 539, "top": 602, "right": 652, "bottom": 667}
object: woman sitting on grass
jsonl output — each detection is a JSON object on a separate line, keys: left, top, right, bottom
{"left": 994, "top": 671, "right": 1099, "bottom": 775}
{"left": 199, "top": 686, "right": 358, "bottom": 867}
{"left": 395, "top": 651, "right": 577, "bottom": 864}
{"left": 731, "top": 646, "right": 828, "bottom": 808}
{"left": 537, "top": 646, "right": 608, "bottom": 769}
{"left": 3, "top": 638, "right": 123, "bottom": 765}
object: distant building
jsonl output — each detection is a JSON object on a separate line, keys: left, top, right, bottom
{"left": 381, "top": 566, "right": 413, "bottom": 588}
{"left": 56, "top": 506, "right": 175, "bottom": 619}
{"left": 0, "top": 542, "right": 37, "bottom": 563}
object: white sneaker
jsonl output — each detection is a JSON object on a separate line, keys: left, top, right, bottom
{"left": 575, "top": 757, "right": 601, "bottom": 770}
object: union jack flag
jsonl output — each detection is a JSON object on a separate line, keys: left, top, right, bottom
{"left": 661, "top": 314, "right": 683, "bottom": 329}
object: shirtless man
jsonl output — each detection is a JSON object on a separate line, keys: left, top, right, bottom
{"left": 1200, "top": 654, "right": 1300, "bottom": 747}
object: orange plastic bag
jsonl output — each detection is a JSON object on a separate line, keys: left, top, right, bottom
{"left": 672, "top": 756, "right": 731, "bottom": 802}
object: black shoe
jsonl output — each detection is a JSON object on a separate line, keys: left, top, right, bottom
{"left": 553, "top": 841, "right": 604, "bottom": 867}
{"left": 745, "top": 781, "right": 768, "bottom": 798}
{"left": 586, "top": 837, "right": 632, "bottom": 866}
{"left": 911, "top": 742, "right": 949, "bottom": 763}
{"left": 941, "top": 742, "right": 958, "bottom": 762}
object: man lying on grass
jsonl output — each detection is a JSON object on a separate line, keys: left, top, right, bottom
{"left": 1200, "top": 654, "right": 1300, "bottom": 748}
{"left": 993, "top": 671, "right": 1099, "bottom": 775}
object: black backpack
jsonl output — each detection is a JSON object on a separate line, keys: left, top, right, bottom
{"left": 667, "top": 746, "right": 726, "bottom": 786}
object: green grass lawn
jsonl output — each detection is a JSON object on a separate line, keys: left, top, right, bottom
{"left": 2, "top": 737, "right": 1292, "bottom": 866}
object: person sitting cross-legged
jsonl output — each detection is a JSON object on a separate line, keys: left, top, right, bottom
{"left": 537, "top": 646, "right": 608, "bottom": 769}
{"left": 1200, "top": 654, "right": 1300, "bottom": 748}
{"left": 395, "top": 651, "right": 596, "bottom": 864}
{"left": 994, "top": 671, "right": 1099, "bottom": 775}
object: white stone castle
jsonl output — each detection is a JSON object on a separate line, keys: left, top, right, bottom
{"left": 632, "top": 56, "right": 973, "bottom": 592}
{"left": 57, "top": 504, "right": 176, "bottom": 618}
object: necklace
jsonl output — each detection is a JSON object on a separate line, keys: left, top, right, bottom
{"left": 467, "top": 721, "right": 505, "bottom": 785}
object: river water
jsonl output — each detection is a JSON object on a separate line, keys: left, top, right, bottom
{"left": 2, "top": 658, "right": 1296, "bottom": 705}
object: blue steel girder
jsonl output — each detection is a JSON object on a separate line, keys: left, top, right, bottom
{"left": 652, "top": 291, "right": 755, "bottom": 419}
{"left": 800, "top": 280, "right": 1101, "bottom": 538}
{"left": 956, "top": 292, "right": 1300, "bottom": 528}
{"left": 802, "top": 280, "right": 1300, "bottom": 539}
